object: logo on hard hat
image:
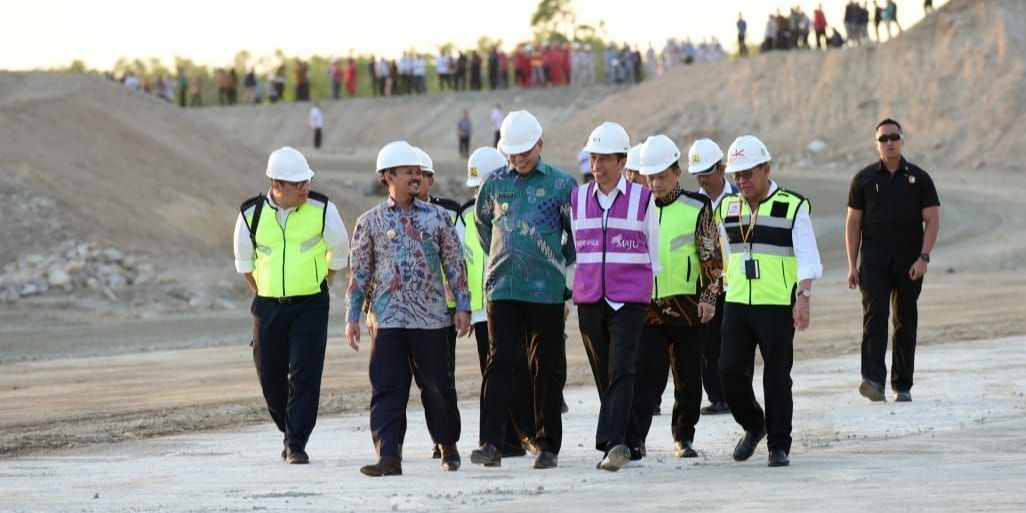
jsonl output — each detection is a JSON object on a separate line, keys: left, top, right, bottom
{"left": 470, "top": 167, "right": 478, "bottom": 177}
{"left": 729, "top": 148, "right": 746, "bottom": 161}
{"left": 691, "top": 153, "right": 702, "bottom": 163}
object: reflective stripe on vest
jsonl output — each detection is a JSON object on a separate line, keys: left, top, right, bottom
{"left": 461, "top": 207, "right": 486, "bottom": 312}
{"left": 570, "top": 180, "right": 653, "bottom": 304}
{"left": 654, "top": 194, "right": 704, "bottom": 299}
{"left": 245, "top": 197, "right": 327, "bottom": 298}
{"left": 717, "top": 189, "right": 805, "bottom": 306}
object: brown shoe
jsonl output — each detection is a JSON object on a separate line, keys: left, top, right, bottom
{"left": 440, "top": 444, "right": 461, "bottom": 471}
{"left": 360, "top": 456, "right": 402, "bottom": 477}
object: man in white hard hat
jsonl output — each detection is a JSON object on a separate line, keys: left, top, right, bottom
{"left": 233, "top": 146, "right": 349, "bottom": 465}
{"left": 688, "top": 138, "right": 739, "bottom": 416}
{"left": 471, "top": 110, "right": 576, "bottom": 470}
{"left": 346, "top": 140, "right": 471, "bottom": 477}
{"left": 458, "top": 147, "right": 539, "bottom": 458}
{"left": 624, "top": 143, "right": 645, "bottom": 185}
{"left": 630, "top": 135, "right": 723, "bottom": 464}
{"left": 570, "top": 122, "right": 659, "bottom": 472}
{"left": 716, "top": 135, "right": 822, "bottom": 467}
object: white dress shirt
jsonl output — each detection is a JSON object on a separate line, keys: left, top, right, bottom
{"left": 698, "top": 177, "right": 739, "bottom": 209}
{"left": 717, "top": 181, "right": 823, "bottom": 282}
{"left": 571, "top": 175, "right": 661, "bottom": 310}
{"left": 308, "top": 106, "right": 323, "bottom": 129}
{"left": 233, "top": 190, "right": 350, "bottom": 274}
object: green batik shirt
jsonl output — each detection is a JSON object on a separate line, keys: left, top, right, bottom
{"left": 474, "top": 158, "right": 576, "bottom": 304}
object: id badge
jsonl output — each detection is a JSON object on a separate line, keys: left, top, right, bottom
{"left": 743, "top": 254, "right": 760, "bottom": 279}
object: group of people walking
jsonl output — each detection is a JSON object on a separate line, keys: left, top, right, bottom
{"left": 233, "top": 110, "right": 940, "bottom": 475}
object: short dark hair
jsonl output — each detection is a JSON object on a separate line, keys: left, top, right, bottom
{"left": 876, "top": 118, "right": 902, "bottom": 132}
{"left": 669, "top": 160, "right": 681, "bottom": 171}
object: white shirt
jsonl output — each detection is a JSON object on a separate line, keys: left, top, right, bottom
{"left": 233, "top": 190, "right": 350, "bottom": 274}
{"left": 698, "top": 177, "right": 739, "bottom": 209}
{"left": 309, "top": 106, "right": 323, "bottom": 129}
{"left": 717, "top": 181, "right": 823, "bottom": 282}
{"left": 571, "top": 175, "right": 661, "bottom": 310}
{"left": 414, "top": 58, "right": 426, "bottom": 76}
{"left": 436, "top": 55, "right": 449, "bottom": 74}
{"left": 491, "top": 108, "right": 504, "bottom": 131}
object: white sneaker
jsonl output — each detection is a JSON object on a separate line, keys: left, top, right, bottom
{"left": 624, "top": 458, "right": 645, "bottom": 468}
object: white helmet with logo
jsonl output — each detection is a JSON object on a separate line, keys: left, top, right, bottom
{"left": 638, "top": 134, "right": 681, "bottom": 176}
{"left": 375, "top": 141, "right": 422, "bottom": 173}
{"left": 582, "top": 121, "right": 631, "bottom": 155}
{"left": 467, "top": 146, "right": 507, "bottom": 187}
{"left": 626, "top": 143, "right": 643, "bottom": 171}
{"left": 724, "top": 135, "right": 772, "bottom": 174}
{"left": 687, "top": 138, "right": 724, "bottom": 175}
{"left": 499, "top": 110, "right": 543, "bottom": 154}
{"left": 413, "top": 147, "right": 435, "bottom": 175}
{"left": 266, "top": 146, "right": 315, "bottom": 181}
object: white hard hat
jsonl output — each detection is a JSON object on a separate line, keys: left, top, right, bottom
{"left": 626, "top": 143, "right": 643, "bottom": 171}
{"left": 724, "top": 135, "right": 772, "bottom": 173}
{"left": 582, "top": 121, "right": 630, "bottom": 155}
{"left": 413, "top": 146, "right": 434, "bottom": 174}
{"left": 467, "top": 146, "right": 506, "bottom": 187}
{"left": 499, "top": 110, "right": 543, "bottom": 155}
{"left": 687, "top": 138, "right": 724, "bottom": 174}
{"left": 375, "top": 140, "right": 422, "bottom": 173}
{"left": 266, "top": 146, "right": 315, "bottom": 181}
{"left": 638, "top": 134, "right": 681, "bottom": 176}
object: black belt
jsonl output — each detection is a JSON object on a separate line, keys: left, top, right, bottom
{"left": 261, "top": 281, "right": 328, "bottom": 304}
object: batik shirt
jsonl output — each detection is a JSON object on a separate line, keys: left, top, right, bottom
{"left": 475, "top": 158, "right": 576, "bottom": 304}
{"left": 346, "top": 197, "right": 470, "bottom": 329}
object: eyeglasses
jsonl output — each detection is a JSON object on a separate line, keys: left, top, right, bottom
{"left": 876, "top": 133, "right": 902, "bottom": 143}
{"left": 732, "top": 165, "right": 763, "bottom": 181}
{"left": 278, "top": 179, "right": 311, "bottom": 189}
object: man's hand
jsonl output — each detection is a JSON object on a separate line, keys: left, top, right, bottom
{"left": 345, "top": 321, "right": 361, "bottom": 351}
{"left": 847, "top": 266, "right": 860, "bottom": 289}
{"left": 367, "top": 314, "right": 378, "bottom": 341}
{"left": 909, "top": 258, "right": 928, "bottom": 280}
{"left": 697, "top": 301, "right": 716, "bottom": 324}
{"left": 454, "top": 311, "right": 471, "bottom": 337}
{"left": 792, "top": 296, "right": 811, "bottom": 332}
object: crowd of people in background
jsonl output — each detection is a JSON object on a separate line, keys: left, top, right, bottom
{"left": 749, "top": 0, "right": 908, "bottom": 52}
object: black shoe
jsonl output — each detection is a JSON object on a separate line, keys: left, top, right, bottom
{"left": 440, "top": 444, "right": 461, "bottom": 471}
{"left": 534, "top": 451, "right": 558, "bottom": 469}
{"left": 561, "top": 399, "right": 570, "bottom": 414}
{"left": 285, "top": 445, "right": 309, "bottom": 464}
{"left": 652, "top": 405, "right": 662, "bottom": 416}
{"left": 360, "top": 456, "right": 402, "bottom": 477}
{"left": 732, "top": 429, "right": 766, "bottom": 462}
{"left": 700, "top": 402, "right": 731, "bottom": 415}
{"left": 768, "top": 449, "right": 790, "bottom": 467}
{"left": 501, "top": 444, "right": 527, "bottom": 458}
{"left": 521, "top": 437, "right": 541, "bottom": 456}
{"left": 859, "top": 379, "right": 886, "bottom": 402}
{"left": 635, "top": 442, "right": 647, "bottom": 458}
{"left": 893, "top": 390, "right": 912, "bottom": 402}
{"left": 431, "top": 444, "right": 441, "bottom": 459}
{"left": 280, "top": 448, "right": 287, "bottom": 460}
{"left": 673, "top": 440, "right": 698, "bottom": 458}
{"left": 470, "top": 443, "right": 502, "bottom": 467}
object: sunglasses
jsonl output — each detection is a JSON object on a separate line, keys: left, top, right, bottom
{"left": 732, "top": 164, "right": 764, "bottom": 181}
{"left": 278, "top": 179, "right": 311, "bottom": 189}
{"left": 877, "top": 134, "right": 902, "bottom": 143}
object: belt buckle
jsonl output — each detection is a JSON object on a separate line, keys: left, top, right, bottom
{"left": 276, "top": 296, "right": 294, "bottom": 304}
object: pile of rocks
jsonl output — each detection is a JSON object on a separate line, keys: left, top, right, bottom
{"left": 0, "top": 240, "right": 155, "bottom": 303}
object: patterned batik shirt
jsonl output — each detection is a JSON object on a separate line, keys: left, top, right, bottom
{"left": 475, "top": 159, "right": 576, "bottom": 304}
{"left": 346, "top": 197, "right": 470, "bottom": 329}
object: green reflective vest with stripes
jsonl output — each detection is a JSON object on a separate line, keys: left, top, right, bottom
{"left": 243, "top": 193, "right": 328, "bottom": 298}
{"left": 716, "top": 188, "right": 807, "bottom": 306}
{"left": 460, "top": 206, "right": 486, "bottom": 312}
{"left": 653, "top": 191, "right": 708, "bottom": 299}
{"left": 440, "top": 205, "right": 459, "bottom": 309}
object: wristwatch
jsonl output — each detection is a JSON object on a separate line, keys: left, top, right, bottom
{"left": 920, "top": 252, "right": 931, "bottom": 263}
{"left": 795, "top": 288, "right": 812, "bottom": 298}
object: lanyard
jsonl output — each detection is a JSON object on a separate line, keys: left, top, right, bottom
{"left": 737, "top": 199, "right": 758, "bottom": 251}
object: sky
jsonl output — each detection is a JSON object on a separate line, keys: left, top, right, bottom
{"left": 0, "top": 0, "right": 945, "bottom": 71}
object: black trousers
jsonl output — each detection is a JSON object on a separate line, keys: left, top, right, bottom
{"left": 481, "top": 300, "right": 566, "bottom": 453}
{"left": 473, "top": 320, "right": 535, "bottom": 446}
{"left": 860, "top": 264, "right": 924, "bottom": 392}
{"left": 369, "top": 327, "right": 461, "bottom": 458}
{"left": 720, "top": 303, "right": 795, "bottom": 454}
{"left": 633, "top": 322, "right": 704, "bottom": 444}
{"left": 458, "top": 136, "right": 470, "bottom": 158}
{"left": 313, "top": 128, "right": 321, "bottom": 149}
{"left": 578, "top": 302, "right": 646, "bottom": 452}
{"left": 701, "top": 294, "right": 727, "bottom": 404}
{"left": 251, "top": 288, "right": 329, "bottom": 449}
{"left": 411, "top": 323, "right": 457, "bottom": 446}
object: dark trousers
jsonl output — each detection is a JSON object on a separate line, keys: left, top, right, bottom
{"left": 578, "top": 302, "right": 646, "bottom": 452}
{"left": 251, "top": 289, "right": 329, "bottom": 449}
{"left": 493, "top": 130, "right": 501, "bottom": 147}
{"left": 701, "top": 294, "right": 727, "bottom": 404}
{"left": 370, "top": 327, "right": 461, "bottom": 458}
{"left": 481, "top": 300, "right": 566, "bottom": 453}
{"left": 313, "top": 128, "right": 321, "bottom": 149}
{"left": 458, "top": 136, "right": 470, "bottom": 158}
{"left": 720, "top": 303, "right": 795, "bottom": 454}
{"left": 474, "top": 321, "right": 535, "bottom": 446}
{"left": 633, "top": 321, "right": 703, "bottom": 444}
{"left": 412, "top": 323, "right": 457, "bottom": 446}
{"left": 860, "top": 265, "right": 923, "bottom": 392}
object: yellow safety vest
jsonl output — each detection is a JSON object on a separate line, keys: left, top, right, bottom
{"left": 653, "top": 192, "right": 707, "bottom": 298}
{"left": 243, "top": 192, "right": 328, "bottom": 298}
{"left": 461, "top": 206, "right": 486, "bottom": 312}
{"left": 717, "top": 188, "right": 806, "bottom": 306}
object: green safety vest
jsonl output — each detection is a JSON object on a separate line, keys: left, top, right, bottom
{"left": 460, "top": 206, "right": 486, "bottom": 312}
{"left": 717, "top": 188, "right": 806, "bottom": 306}
{"left": 653, "top": 192, "right": 707, "bottom": 299}
{"left": 242, "top": 192, "right": 328, "bottom": 298}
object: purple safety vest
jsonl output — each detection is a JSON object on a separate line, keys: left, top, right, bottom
{"left": 570, "top": 180, "right": 653, "bottom": 304}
